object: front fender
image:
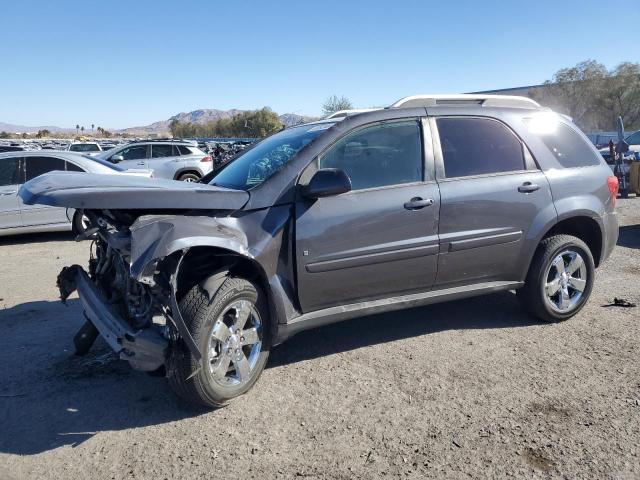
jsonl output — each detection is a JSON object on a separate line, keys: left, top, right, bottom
{"left": 129, "top": 215, "right": 252, "bottom": 282}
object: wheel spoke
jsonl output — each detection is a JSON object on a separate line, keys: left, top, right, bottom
{"left": 568, "top": 277, "right": 586, "bottom": 292}
{"left": 233, "top": 353, "right": 250, "bottom": 381}
{"left": 210, "top": 320, "right": 231, "bottom": 343}
{"left": 565, "top": 254, "right": 583, "bottom": 275}
{"left": 211, "top": 352, "right": 232, "bottom": 380}
{"left": 559, "top": 288, "right": 571, "bottom": 310}
{"left": 545, "top": 278, "right": 561, "bottom": 296}
{"left": 240, "top": 327, "right": 260, "bottom": 346}
{"left": 551, "top": 255, "right": 565, "bottom": 273}
{"left": 234, "top": 301, "right": 251, "bottom": 330}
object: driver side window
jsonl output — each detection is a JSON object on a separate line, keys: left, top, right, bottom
{"left": 115, "top": 145, "right": 147, "bottom": 161}
{"left": 319, "top": 121, "right": 423, "bottom": 190}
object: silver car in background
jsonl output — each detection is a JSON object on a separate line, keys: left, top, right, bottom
{"left": 95, "top": 140, "right": 213, "bottom": 181}
{"left": 0, "top": 151, "right": 150, "bottom": 237}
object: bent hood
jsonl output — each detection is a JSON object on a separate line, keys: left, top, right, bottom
{"left": 18, "top": 172, "right": 249, "bottom": 210}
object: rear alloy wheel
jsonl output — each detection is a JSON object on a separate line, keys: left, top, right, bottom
{"left": 178, "top": 172, "right": 200, "bottom": 182}
{"left": 518, "top": 234, "right": 595, "bottom": 322}
{"left": 167, "top": 276, "right": 270, "bottom": 407}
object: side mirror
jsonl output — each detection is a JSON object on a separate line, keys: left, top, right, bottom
{"left": 301, "top": 168, "right": 351, "bottom": 199}
{"left": 111, "top": 154, "right": 124, "bottom": 163}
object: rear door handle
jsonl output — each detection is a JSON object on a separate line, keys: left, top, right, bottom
{"left": 404, "top": 197, "right": 434, "bottom": 210}
{"left": 518, "top": 182, "right": 540, "bottom": 193}
{"left": 137, "top": 162, "right": 146, "bottom": 166}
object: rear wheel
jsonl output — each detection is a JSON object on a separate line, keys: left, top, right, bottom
{"left": 167, "top": 276, "right": 270, "bottom": 407}
{"left": 517, "top": 234, "right": 594, "bottom": 322}
{"left": 178, "top": 172, "right": 200, "bottom": 182}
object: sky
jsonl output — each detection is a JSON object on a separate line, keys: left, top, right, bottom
{"left": 0, "top": 0, "right": 638, "bottom": 129}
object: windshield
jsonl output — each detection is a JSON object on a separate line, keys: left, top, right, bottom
{"left": 70, "top": 143, "right": 100, "bottom": 152}
{"left": 209, "top": 123, "right": 334, "bottom": 190}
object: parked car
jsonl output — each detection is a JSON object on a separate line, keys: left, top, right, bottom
{"left": 20, "top": 94, "right": 619, "bottom": 407}
{"left": 68, "top": 142, "right": 103, "bottom": 154}
{"left": 95, "top": 140, "right": 212, "bottom": 181}
{"left": 0, "top": 151, "right": 150, "bottom": 237}
{"left": 598, "top": 130, "right": 640, "bottom": 161}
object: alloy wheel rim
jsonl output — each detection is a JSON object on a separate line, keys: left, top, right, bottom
{"left": 543, "top": 249, "right": 587, "bottom": 313}
{"left": 207, "top": 299, "right": 262, "bottom": 387}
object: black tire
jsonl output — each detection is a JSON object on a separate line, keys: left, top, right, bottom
{"left": 517, "top": 234, "right": 595, "bottom": 323}
{"left": 177, "top": 172, "right": 200, "bottom": 182}
{"left": 72, "top": 209, "right": 88, "bottom": 236}
{"left": 167, "top": 276, "right": 270, "bottom": 407}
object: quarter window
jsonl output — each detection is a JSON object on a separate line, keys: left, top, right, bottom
{"left": 25, "top": 156, "right": 66, "bottom": 181}
{"left": 525, "top": 120, "right": 600, "bottom": 168}
{"left": 319, "top": 121, "right": 423, "bottom": 190}
{"left": 65, "top": 161, "right": 85, "bottom": 172}
{"left": 437, "top": 118, "right": 525, "bottom": 178}
{"left": 0, "top": 158, "right": 21, "bottom": 186}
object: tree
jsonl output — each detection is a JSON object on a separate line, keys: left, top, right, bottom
{"left": 75, "top": 124, "right": 80, "bottom": 135}
{"left": 531, "top": 60, "right": 640, "bottom": 131}
{"left": 0, "top": 131, "right": 10, "bottom": 139}
{"left": 80, "top": 126, "right": 85, "bottom": 135}
{"left": 35, "top": 129, "right": 50, "bottom": 138}
{"left": 91, "top": 123, "right": 95, "bottom": 132}
{"left": 322, "top": 95, "right": 353, "bottom": 116}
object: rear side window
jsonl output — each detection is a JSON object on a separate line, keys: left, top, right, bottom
{"left": 525, "top": 121, "right": 600, "bottom": 168}
{"left": 320, "top": 121, "right": 423, "bottom": 190}
{"left": 25, "top": 156, "right": 66, "bottom": 181}
{"left": 0, "top": 157, "right": 22, "bottom": 186}
{"left": 151, "top": 144, "right": 175, "bottom": 158}
{"left": 437, "top": 117, "right": 525, "bottom": 178}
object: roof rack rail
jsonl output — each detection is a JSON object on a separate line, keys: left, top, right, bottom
{"left": 325, "top": 108, "right": 378, "bottom": 119}
{"left": 389, "top": 94, "right": 541, "bottom": 110}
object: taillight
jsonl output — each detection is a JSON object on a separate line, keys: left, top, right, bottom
{"left": 607, "top": 176, "right": 619, "bottom": 208}
{"left": 200, "top": 156, "right": 212, "bottom": 163}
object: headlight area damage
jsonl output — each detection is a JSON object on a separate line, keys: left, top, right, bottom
{"left": 56, "top": 210, "right": 267, "bottom": 374}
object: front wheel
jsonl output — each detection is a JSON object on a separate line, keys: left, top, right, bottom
{"left": 72, "top": 209, "right": 91, "bottom": 236}
{"left": 517, "top": 234, "right": 595, "bottom": 323}
{"left": 167, "top": 276, "right": 270, "bottom": 407}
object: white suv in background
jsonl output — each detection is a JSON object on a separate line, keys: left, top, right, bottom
{"left": 96, "top": 140, "right": 213, "bottom": 181}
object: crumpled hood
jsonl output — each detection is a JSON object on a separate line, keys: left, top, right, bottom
{"left": 18, "top": 172, "right": 249, "bottom": 210}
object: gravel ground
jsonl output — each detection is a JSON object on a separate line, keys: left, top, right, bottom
{"left": 1, "top": 198, "right": 639, "bottom": 479}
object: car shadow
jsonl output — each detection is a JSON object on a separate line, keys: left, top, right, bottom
{"left": 0, "top": 231, "right": 76, "bottom": 245}
{"left": 268, "top": 290, "right": 540, "bottom": 368}
{"left": 0, "top": 291, "right": 539, "bottom": 456}
{"left": 617, "top": 224, "right": 640, "bottom": 249}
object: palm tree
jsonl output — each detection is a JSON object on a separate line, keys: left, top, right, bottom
{"left": 75, "top": 124, "right": 79, "bottom": 135}
{"left": 80, "top": 126, "right": 85, "bottom": 135}
{"left": 91, "top": 124, "right": 95, "bottom": 132}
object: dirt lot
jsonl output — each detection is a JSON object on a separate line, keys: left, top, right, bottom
{"left": 1, "top": 199, "right": 639, "bottom": 479}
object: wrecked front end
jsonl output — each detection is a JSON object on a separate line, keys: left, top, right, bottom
{"left": 57, "top": 211, "right": 175, "bottom": 371}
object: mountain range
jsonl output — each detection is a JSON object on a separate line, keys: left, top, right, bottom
{"left": 0, "top": 109, "right": 316, "bottom": 135}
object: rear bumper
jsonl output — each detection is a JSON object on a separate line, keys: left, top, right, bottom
{"left": 75, "top": 268, "right": 167, "bottom": 371}
{"left": 601, "top": 211, "right": 618, "bottom": 265}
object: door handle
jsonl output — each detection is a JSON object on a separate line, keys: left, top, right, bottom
{"left": 137, "top": 162, "right": 146, "bottom": 166}
{"left": 0, "top": 191, "right": 17, "bottom": 196}
{"left": 518, "top": 182, "right": 540, "bottom": 193}
{"left": 404, "top": 197, "right": 434, "bottom": 210}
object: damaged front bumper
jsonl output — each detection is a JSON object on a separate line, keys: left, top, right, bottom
{"left": 65, "top": 266, "right": 168, "bottom": 371}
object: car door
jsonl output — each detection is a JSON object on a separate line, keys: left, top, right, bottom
{"left": 21, "top": 156, "right": 71, "bottom": 226}
{"left": 0, "top": 156, "right": 23, "bottom": 230}
{"left": 112, "top": 144, "right": 149, "bottom": 171}
{"left": 431, "top": 116, "right": 554, "bottom": 287}
{"left": 150, "top": 144, "right": 182, "bottom": 178}
{"left": 295, "top": 119, "right": 440, "bottom": 312}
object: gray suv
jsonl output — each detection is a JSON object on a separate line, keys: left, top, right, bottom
{"left": 20, "top": 95, "right": 619, "bottom": 407}
{"left": 98, "top": 140, "right": 212, "bottom": 181}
